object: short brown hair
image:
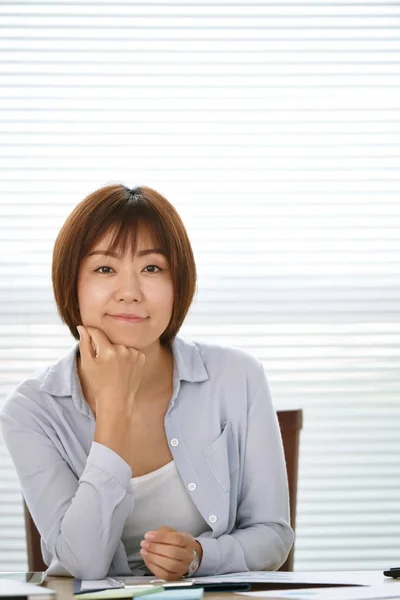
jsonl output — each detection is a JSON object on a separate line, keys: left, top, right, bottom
{"left": 52, "top": 184, "right": 197, "bottom": 347}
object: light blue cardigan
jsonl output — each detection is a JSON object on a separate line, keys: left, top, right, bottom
{"left": 0, "top": 335, "right": 294, "bottom": 579}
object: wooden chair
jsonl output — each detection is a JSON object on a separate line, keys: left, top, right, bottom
{"left": 24, "top": 408, "right": 302, "bottom": 572}
{"left": 276, "top": 409, "right": 303, "bottom": 571}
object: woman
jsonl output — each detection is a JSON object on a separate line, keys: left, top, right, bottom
{"left": 0, "top": 184, "right": 293, "bottom": 580}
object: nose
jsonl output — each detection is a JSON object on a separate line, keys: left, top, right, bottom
{"left": 114, "top": 270, "right": 143, "bottom": 303}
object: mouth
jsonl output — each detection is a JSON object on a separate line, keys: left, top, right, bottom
{"left": 108, "top": 315, "right": 148, "bottom": 324}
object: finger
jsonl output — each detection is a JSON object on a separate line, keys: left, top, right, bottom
{"left": 157, "top": 526, "right": 175, "bottom": 533}
{"left": 142, "top": 551, "right": 174, "bottom": 577}
{"left": 143, "top": 558, "right": 176, "bottom": 581}
{"left": 85, "top": 326, "right": 113, "bottom": 359}
{"left": 140, "top": 541, "right": 187, "bottom": 563}
{"left": 145, "top": 530, "right": 188, "bottom": 548}
{"left": 141, "top": 551, "right": 182, "bottom": 580}
{"left": 77, "top": 325, "right": 96, "bottom": 363}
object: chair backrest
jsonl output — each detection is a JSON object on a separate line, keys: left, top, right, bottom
{"left": 276, "top": 409, "right": 303, "bottom": 571}
{"left": 24, "top": 408, "right": 302, "bottom": 573}
{"left": 24, "top": 499, "right": 47, "bottom": 571}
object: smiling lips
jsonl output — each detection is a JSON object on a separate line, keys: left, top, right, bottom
{"left": 109, "top": 314, "right": 148, "bottom": 323}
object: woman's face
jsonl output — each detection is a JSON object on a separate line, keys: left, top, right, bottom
{"left": 77, "top": 225, "right": 174, "bottom": 350}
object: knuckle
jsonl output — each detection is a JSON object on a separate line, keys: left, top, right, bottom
{"left": 116, "top": 345, "right": 129, "bottom": 355}
{"left": 132, "top": 349, "right": 145, "bottom": 363}
{"left": 102, "top": 348, "right": 114, "bottom": 360}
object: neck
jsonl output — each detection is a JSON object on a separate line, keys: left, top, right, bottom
{"left": 137, "top": 339, "right": 173, "bottom": 397}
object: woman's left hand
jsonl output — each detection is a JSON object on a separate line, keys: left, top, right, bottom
{"left": 140, "top": 526, "right": 203, "bottom": 580}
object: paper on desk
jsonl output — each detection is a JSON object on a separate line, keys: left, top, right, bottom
{"left": 79, "top": 579, "right": 124, "bottom": 592}
{"left": 76, "top": 578, "right": 195, "bottom": 593}
{"left": 142, "top": 590, "right": 203, "bottom": 600}
{"left": 73, "top": 588, "right": 204, "bottom": 600}
{"left": 188, "top": 572, "right": 343, "bottom": 585}
{"left": 73, "top": 584, "right": 164, "bottom": 599}
{"left": 186, "top": 571, "right": 382, "bottom": 587}
{"left": 79, "top": 571, "right": 372, "bottom": 592}
{"left": 237, "top": 584, "right": 400, "bottom": 600}
{"left": 0, "top": 578, "right": 55, "bottom": 598}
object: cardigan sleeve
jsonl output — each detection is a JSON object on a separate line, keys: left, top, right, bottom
{"left": 0, "top": 388, "right": 133, "bottom": 579}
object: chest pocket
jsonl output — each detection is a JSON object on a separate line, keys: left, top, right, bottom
{"left": 202, "top": 421, "right": 238, "bottom": 493}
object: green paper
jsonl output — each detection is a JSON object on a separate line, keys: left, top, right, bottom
{"left": 146, "top": 590, "right": 203, "bottom": 600}
{"left": 73, "top": 584, "right": 164, "bottom": 599}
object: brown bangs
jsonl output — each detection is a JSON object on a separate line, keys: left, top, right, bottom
{"left": 83, "top": 190, "right": 171, "bottom": 261}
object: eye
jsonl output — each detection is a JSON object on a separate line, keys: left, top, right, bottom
{"left": 95, "top": 266, "right": 114, "bottom": 274}
{"left": 143, "top": 265, "right": 163, "bottom": 273}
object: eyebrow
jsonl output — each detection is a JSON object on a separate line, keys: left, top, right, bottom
{"left": 87, "top": 248, "right": 166, "bottom": 258}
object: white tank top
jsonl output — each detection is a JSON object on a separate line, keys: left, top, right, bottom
{"left": 121, "top": 461, "right": 210, "bottom": 574}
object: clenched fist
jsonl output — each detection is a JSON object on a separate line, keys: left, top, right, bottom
{"left": 140, "top": 526, "right": 203, "bottom": 581}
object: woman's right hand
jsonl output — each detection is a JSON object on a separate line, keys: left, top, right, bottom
{"left": 77, "top": 325, "right": 145, "bottom": 417}
{"left": 77, "top": 325, "right": 146, "bottom": 465}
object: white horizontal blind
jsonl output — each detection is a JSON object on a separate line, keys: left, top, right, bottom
{"left": 1, "top": 0, "right": 400, "bottom": 572}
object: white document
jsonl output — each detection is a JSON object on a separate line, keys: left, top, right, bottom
{"left": 79, "top": 578, "right": 161, "bottom": 592}
{"left": 237, "top": 584, "right": 400, "bottom": 600}
{"left": 80, "top": 579, "right": 125, "bottom": 591}
{"left": 186, "top": 571, "right": 388, "bottom": 587}
{"left": 78, "top": 571, "right": 393, "bottom": 594}
{"left": 0, "top": 578, "right": 55, "bottom": 598}
{"left": 187, "top": 572, "right": 357, "bottom": 585}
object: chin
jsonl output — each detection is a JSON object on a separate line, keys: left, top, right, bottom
{"left": 108, "top": 331, "right": 159, "bottom": 350}
{"left": 109, "top": 332, "right": 143, "bottom": 347}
